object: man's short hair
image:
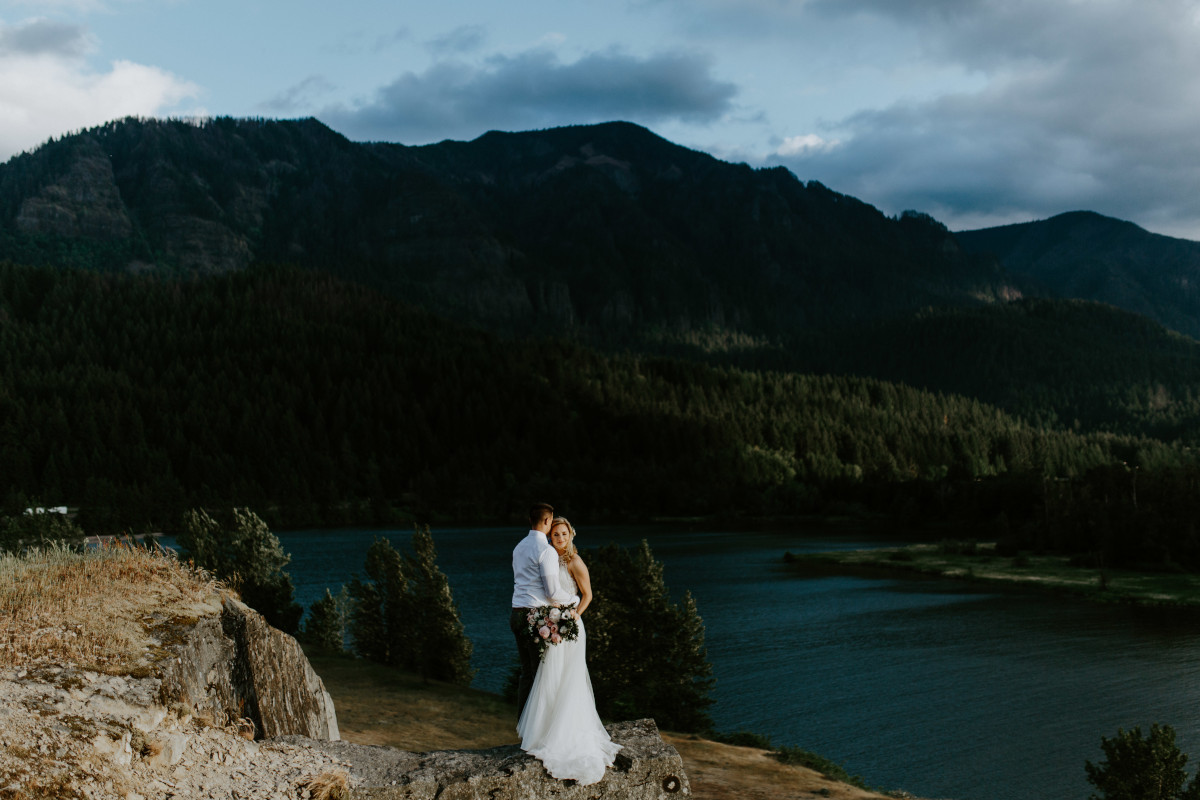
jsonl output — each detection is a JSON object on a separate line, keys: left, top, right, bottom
{"left": 529, "top": 502, "right": 555, "bottom": 527}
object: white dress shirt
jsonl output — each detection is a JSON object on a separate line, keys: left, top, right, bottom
{"left": 512, "top": 530, "right": 579, "bottom": 608}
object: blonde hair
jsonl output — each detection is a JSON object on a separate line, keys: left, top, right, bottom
{"left": 550, "top": 516, "right": 577, "bottom": 563}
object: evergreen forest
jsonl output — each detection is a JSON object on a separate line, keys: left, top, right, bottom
{"left": 2, "top": 261, "right": 1200, "bottom": 568}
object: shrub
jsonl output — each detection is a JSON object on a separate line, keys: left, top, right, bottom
{"left": 939, "top": 539, "right": 978, "bottom": 556}
{"left": 0, "top": 509, "right": 85, "bottom": 554}
{"left": 712, "top": 730, "right": 773, "bottom": 749}
{"left": 775, "top": 745, "right": 867, "bottom": 790}
{"left": 177, "top": 508, "right": 302, "bottom": 633}
{"left": 1085, "top": 724, "right": 1200, "bottom": 800}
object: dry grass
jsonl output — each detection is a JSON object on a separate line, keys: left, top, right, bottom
{"left": 661, "top": 734, "right": 908, "bottom": 800}
{"left": 298, "top": 770, "right": 351, "bottom": 800}
{"left": 0, "top": 542, "right": 224, "bottom": 673}
{"left": 305, "top": 652, "right": 519, "bottom": 750}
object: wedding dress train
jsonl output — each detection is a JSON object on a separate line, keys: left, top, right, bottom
{"left": 517, "top": 564, "right": 622, "bottom": 785}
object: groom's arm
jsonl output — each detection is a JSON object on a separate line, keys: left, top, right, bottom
{"left": 538, "top": 547, "right": 575, "bottom": 605}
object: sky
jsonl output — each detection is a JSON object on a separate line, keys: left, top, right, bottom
{"left": 2, "top": 0, "right": 1200, "bottom": 238}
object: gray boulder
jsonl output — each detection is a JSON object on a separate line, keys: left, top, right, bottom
{"left": 157, "top": 597, "right": 339, "bottom": 741}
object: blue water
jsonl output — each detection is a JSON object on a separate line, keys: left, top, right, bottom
{"left": 166, "top": 523, "right": 1200, "bottom": 800}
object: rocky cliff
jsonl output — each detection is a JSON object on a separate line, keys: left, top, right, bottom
{"left": 158, "top": 597, "right": 339, "bottom": 741}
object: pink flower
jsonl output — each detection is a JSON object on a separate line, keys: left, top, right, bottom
{"left": 538, "top": 625, "right": 551, "bottom": 639}
{"left": 550, "top": 633, "right": 562, "bottom": 644}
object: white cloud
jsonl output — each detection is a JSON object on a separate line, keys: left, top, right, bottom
{"left": 0, "top": 19, "right": 200, "bottom": 159}
{"left": 776, "top": 133, "right": 840, "bottom": 157}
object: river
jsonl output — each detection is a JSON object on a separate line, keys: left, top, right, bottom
{"left": 175, "top": 522, "right": 1200, "bottom": 800}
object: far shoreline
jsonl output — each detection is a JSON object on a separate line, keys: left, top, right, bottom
{"left": 785, "top": 542, "right": 1200, "bottom": 609}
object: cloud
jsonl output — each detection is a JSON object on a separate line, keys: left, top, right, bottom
{"left": 765, "top": 0, "right": 1200, "bottom": 238}
{"left": 258, "top": 75, "right": 336, "bottom": 114}
{"left": 0, "top": 19, "right": 200, "bottom": 160}
{"left": 321, "top": 47, "right": 737, "bottom": 144}
{"left": 324, "top": 26, "right": 410, "bottom": 56}
{"left": 425, "top": 24, "right": 486, "bottom": 57}
{"left": 0, "top": 18, "right": 92, "bottom": 57}
{"left": 776, "top": 133, "right": 840, "bottom": 157}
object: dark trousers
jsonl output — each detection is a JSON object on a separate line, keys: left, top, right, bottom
{"left": 511, "top": 606, "right": 540, "bottom": 717}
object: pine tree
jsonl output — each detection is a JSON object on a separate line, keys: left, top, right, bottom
{"left": 347, "top": 537, "right": 411, "bottom": 667}
{"left": 404, "top": 525, "right": 474, "bottom": 685}
{"left": 302, "top": 587, "right": 348, "bottom": 654}
{"left": 659, "top": 590, "right": 715, "bottom": 731}
{"left": 585, "top": 539, "right": 715, "bottom": 732}
{"left": 1086, "top": 724, "right": 1200, "bottom": 800}
{"left": 178, "top": 507, "right": 302, "bottom": 633}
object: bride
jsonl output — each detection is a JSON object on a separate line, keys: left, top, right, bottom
{"left": 517, "top": 516, "right": 622, "bottom": 785}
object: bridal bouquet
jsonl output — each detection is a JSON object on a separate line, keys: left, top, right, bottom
{"left": 525, "top": 603, "right": 580, "bottom": 657}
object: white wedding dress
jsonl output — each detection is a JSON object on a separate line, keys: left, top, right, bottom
{"left": 517, "top": 562, "right": 622, "bottom": 785}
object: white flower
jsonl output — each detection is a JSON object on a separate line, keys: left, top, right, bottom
{"left": 549, "top": 608, "right": 562, "bottom": 622}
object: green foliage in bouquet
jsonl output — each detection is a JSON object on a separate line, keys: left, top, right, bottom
{"left": 524, "top": 603, "right": 580, "bottom": 657}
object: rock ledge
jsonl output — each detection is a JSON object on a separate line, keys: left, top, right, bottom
{"left": 289, "top": 718, "right": 690, "bottom": 799}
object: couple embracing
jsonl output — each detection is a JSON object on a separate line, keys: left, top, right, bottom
{"left": 510, "top": 502, "right": 622, "bottom": 785}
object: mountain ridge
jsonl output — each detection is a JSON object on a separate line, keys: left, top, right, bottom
{"left": 955, "top": 210, "right": 1200, "bottom": 338}
{"left": 0, "top": 115, "right": 1010, "bottom": 339}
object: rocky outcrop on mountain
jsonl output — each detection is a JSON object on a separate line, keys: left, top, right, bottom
{"left": 13, "top": 137, "right": 133, "bottom": 241}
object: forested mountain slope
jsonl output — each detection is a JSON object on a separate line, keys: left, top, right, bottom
{"left": 956, "top": 211, "right": 1200, "bottom": 338}
{"left": 690, "top": 299, "right": 1200, "bottom": 442}
{"left": 0, "top": 117, "right": 1008, "bottom": 337}
{"left": 0, "top": 263, "right": 1164, "bottom": 529}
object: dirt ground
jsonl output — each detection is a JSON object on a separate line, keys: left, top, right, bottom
{"left": 307, "top": 652, "right": 927, "bottom": 800}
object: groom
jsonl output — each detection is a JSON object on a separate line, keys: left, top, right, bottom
{"left": 511, "top": 501, "right": 578, "bottom": 716}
